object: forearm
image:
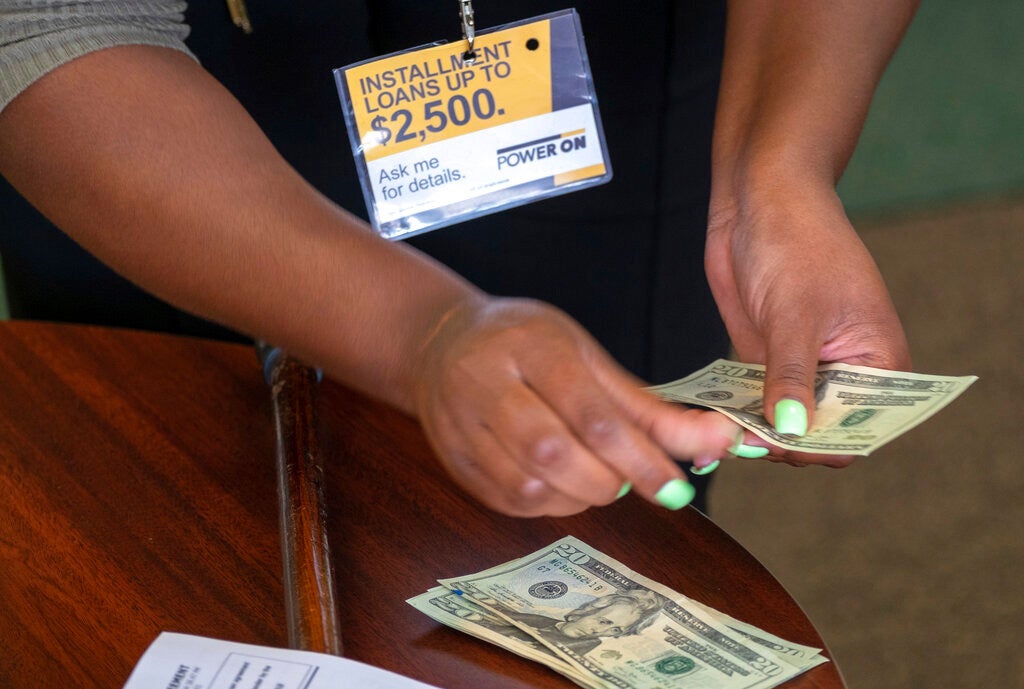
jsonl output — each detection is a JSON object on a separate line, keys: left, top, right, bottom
{"left": 0, "top": 45, "right": 480, "bottom": 412}
{"left": 0, "top": 42, "right": 761, "bottom": 515}
{"left": 712, "top": 0, "right": 918, "bottom": 201}
{"left": 702, "top": 1, "right": 914, "bottom": 447}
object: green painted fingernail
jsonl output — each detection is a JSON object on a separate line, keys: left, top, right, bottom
{"left": 655, "top": 479, "right": 696, "bottom": 510}
{"left": 616, "top": 482, "right": 632, "bottom": 499}
{"left": 774, "top": 399, "right": 808, "bottom": 436}
{"left": 734, "top": 444, "right": 770, "bottom": 459}
{"left": 690, "top": 460, "right": 720, "bottom": 476}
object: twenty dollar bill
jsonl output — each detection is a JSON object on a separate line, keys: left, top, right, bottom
{"left": 421, "top": 536, "right": 825, "bottom": 689}
{"left": 648, "top": 360, "right": 977, "bottom": 455}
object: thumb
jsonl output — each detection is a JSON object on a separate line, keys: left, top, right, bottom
{"left": 763, "top": 329, "right": 823, "bottom": 438}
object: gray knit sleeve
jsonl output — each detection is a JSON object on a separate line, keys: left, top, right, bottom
{"left": 0, "top": 1, "right": 195, "bottom": 112}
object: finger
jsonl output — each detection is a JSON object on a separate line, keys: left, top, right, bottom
{"left": 483, "top": 380, "right": 630, "bottom": 506}
{"left": 645, "top": 404, "right": 743, "bottom": 461}
{"left": 424, "top": 350, "right": 629, "bottom": 506}
{"left": 724, "top": 431, "right": 787, "bottom": 461}
{"left": 521, "top": 353, "right": 707, "bottom": 511}
{"left": 424, "top": 405, "right": 590, "bottom": 517}
{"left": 727, "top": 430, "right": 855, "bottom": 468}
{"left": 761, "top": 318, "right": 826, "bottom": 440}
{"left": 741, "top": 443, "right": 858, "bottom": 468}
{"left": 588, "top": 359, "right": 744, "bottom": 462}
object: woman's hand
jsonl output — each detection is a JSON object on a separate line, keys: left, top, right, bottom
{"left": 412, "top": 296, "right": 743, "bottom": 516}
{"left": 703, "top": 0, "right": 919, "bottom": 466}
{"left": 706, "top": 186, "right": 911, "bottom": 467}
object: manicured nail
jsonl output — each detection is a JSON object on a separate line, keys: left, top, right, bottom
{"left": 655, "top": 479, "right": 696, "bottom": 510}
{"left": 728, "top": 431, "right": 770, "bottom": 459}
{"left": 774, "top": 399, "right": 808, "bottom": 436}
{"left": 690, "top": 460, "right": 720, "bottom": 476}
{"left": 616, "top": 482, "right": 632, "bottom": 499}
{"left": 735, "top": 444, "right": 770, "bottom": 458}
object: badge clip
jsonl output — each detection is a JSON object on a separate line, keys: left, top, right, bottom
{"left": 459, "top": 0, "right": 477, "bottom": 64}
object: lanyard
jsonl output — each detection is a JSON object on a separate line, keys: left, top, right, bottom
{"left": 459, "top": 0, "right": 477, "bottom": 61}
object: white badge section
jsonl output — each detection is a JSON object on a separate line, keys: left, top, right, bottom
{"left": 368, "top": 104, "right": 601, "bottom": 224}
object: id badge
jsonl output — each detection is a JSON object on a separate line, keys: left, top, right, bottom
{"left": 334, "top": 10, "right": 612, "bottom": 240}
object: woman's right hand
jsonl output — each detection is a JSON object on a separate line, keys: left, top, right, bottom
{"left": 412, "top": 295, "right": 743, "bottom": 517}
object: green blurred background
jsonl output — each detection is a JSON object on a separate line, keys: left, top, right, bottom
{"left": 1, "top": 0, "right": 1022, "bottom": 318}
{"left": 838, "top": 0, "right": 1024, "bottom": 215}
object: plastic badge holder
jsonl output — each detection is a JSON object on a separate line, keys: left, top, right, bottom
{"left": 334, "top": 9, "right": 612, "bottom": 240}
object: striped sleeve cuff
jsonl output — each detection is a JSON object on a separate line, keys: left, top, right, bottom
{"left": 0, "top": 1, "right": 196, "bottom": 112}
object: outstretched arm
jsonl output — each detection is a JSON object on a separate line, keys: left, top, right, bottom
{"left": 706, "top": 0, "right": 918, "bottom": 465}
{"left": 0, "top": 44, "right": 740, "bottom": 513}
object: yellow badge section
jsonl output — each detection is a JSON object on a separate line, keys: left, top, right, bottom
{"left": 345, "top": 20, "right": 553, "bottom": 162}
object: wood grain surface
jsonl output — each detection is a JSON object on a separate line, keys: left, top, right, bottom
{"left": 0, "top": 321, "right": 845, "bottom": 688}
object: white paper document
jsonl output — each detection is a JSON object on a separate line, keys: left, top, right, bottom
{"left": 123, "top": 632, "right": 443, "bottom": 689}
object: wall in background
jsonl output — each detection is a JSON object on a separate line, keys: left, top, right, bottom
{"left": 839, "top": 0, "right": 1024, "bottom": 216}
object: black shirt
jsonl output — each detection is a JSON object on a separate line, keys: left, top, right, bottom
{"left": 0, "top": 0, "right": 727, "bottom": 382}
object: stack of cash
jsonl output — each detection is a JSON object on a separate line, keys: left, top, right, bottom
{"left": 648, "top": 359, "right": 977, "bottom": 455}
{"left": 409, "top": 536, "right": 829, "bottom": 689}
